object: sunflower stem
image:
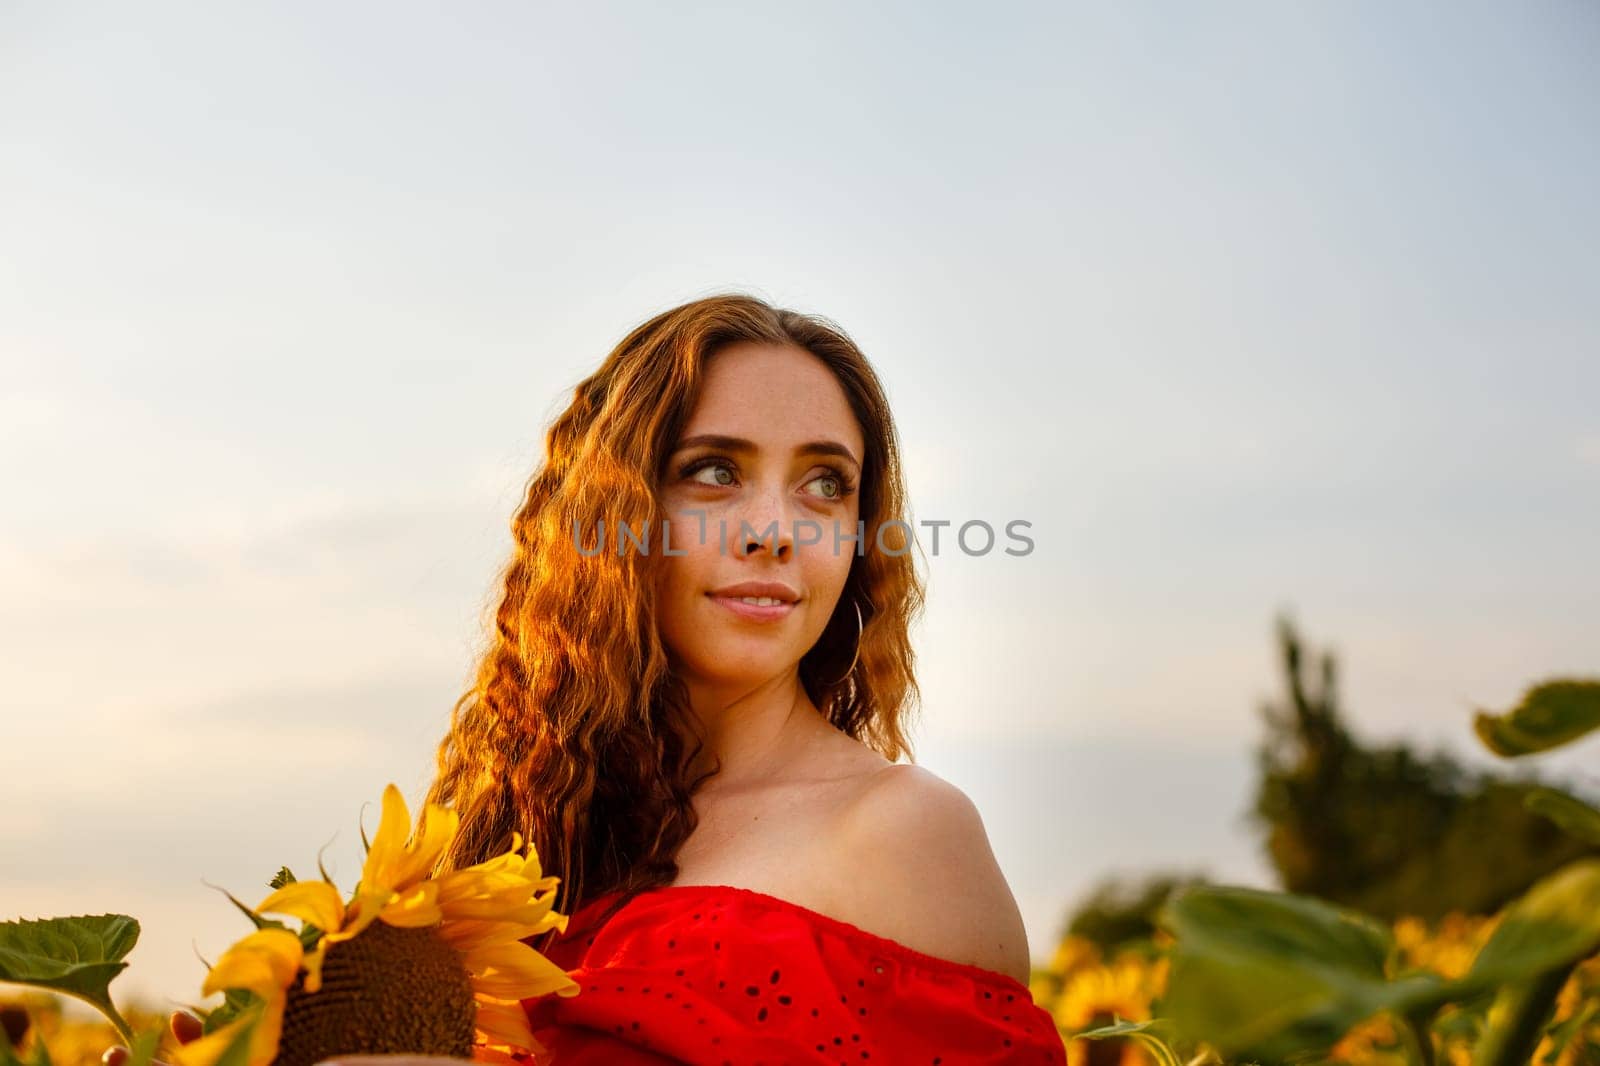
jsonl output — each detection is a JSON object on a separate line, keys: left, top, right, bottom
{"left": 104, "top": 1003, "right": 137, "bottom": 1046}
{"left": 1399, "top": 1010, "right": 1436, "bottom": 1066}
{"left": 63, "top": 993, "right": 136, "bottom": 1046}
{"left": 1472, "top": 962, "right": 1576, "bottom": 1066}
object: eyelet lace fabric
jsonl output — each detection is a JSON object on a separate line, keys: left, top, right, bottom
{"left": 518, "top": 883, "right": 1068, "bottom": 1065}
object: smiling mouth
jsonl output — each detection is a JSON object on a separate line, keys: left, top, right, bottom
{"left": 706, "top": 592, "right": 800, "bottom": 621}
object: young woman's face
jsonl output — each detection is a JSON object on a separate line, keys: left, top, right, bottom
{"left": 655, "top": 341, "right": 865, "bottom": 693}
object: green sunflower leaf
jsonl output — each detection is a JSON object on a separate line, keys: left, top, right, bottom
{"left": 1474, "top": 679, "right": 1600, "bottom": 757}
{"left": 1524, "top": 787, "right": 1600, "bottom": 846}
{"left": 1156, "top": 885, "right": 1447, "bottom": 1062}
{"left": 1457, "top": 858, "right": 1600, "bottom": 992}
{"left": 213, "top": 886, "right": 285, "bottom": 934}
{"left": 210, "top": 1008, "right": 260, "bottom": 1066}
{"left": 1430, "top": 999, "right": 1488, "bottom": 1046}
{"left": 1541, "top": 999, "right": 1599, "bottom": 1065}
{"left": 0, "top": 916, "right": 138, "bottom": 1038}
{"left": 1071, "top": 1017, "right": 1183, "bottom": 1066}
{"left": 296, "top": 923, "right": 324, "bottom": 953}
{"left": 267, "top": 867, "right": 297, "bottom": 891}
{"left": 200, "top": 989, "right": 262, "bottom": 1036}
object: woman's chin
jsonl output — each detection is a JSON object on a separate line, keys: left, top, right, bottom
{"left": 688, "top": 650, "right": 802, "bottom": 688}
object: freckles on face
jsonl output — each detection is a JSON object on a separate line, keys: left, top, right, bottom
{"left": 652, "top": 342, "right": 865, "bottom": 685}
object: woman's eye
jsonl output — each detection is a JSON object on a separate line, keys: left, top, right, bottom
{"left": 803, "top": 472, "right": 847, "bottom": 499}
{"left": 689, "top": 461, "right": 736, "bottom": 487}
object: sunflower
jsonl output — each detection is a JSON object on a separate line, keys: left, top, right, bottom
{"left": 1325, "top": 1012, "right": 1399, "bottom": 1062}
{"left": 1054, "top": 956, "right": 1161, "bottom": 1032}
{"left": 1055, "top": 956, "right": 1166, "bottom": 1066}
{"left": 1047, "top": 935, "right": 1103, "bottom": 981}
{"left": 175, "top": 784, "right": 580, "bottom": 1066}
{"left": 1392, "top": 913, "right": 1500, "bottom": 982}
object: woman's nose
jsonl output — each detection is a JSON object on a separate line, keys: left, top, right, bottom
{"left": 734, "top": 487, "right": 796, "bottom": 559}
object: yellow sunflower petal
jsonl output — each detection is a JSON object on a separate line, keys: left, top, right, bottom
{"left": 433, "top": 865, "right": 507, "bottom": 905}
{"left": 380, "top": 879, "right": 444, "bottom": 928}
{"left": 504, "top": 842, "right": 543, "bottom": 880}
{"left": 441, "top": 895, "right": 559, "bottom": 923}
{"left": 441, "top": 883, "right": 553, "bottom": 915}
{"left": 438, "top": 916, "right": 565, "bottom": 953}
{"left": 256, "top": 879, "right": 346, "bottom": 934}
{"left": 249, "top": 997, "right": 288, "bottom": 1066}
{"left": 324, "top": 885, "right": 393, "bottom": 946}
{"left": 472, "top": 994, "right": 539, "bottom": 1048}
{"left": 361, "top": 786, "right": 461, "bottom": 895}
{"left": 519, "top": 854, "right": 554, "bottom": 886}
{"left": 462, "top": 941, "right": 580, "bottom": 1000}
{"left": 393, "top": 802, "right": 460, "bottom": 885}
{"left": 434, "top": 853, "right": 526, "bottom": 895}
{"left": 436, "top": 880, "right": 528, "bottom": 915}
{"left": 379, "top": 805, "right": 459, "bottom": 890}
{"left": 300, "top": 937, "right": 330, "bottom": 994}
{"left": 360, "top": 783, "right": 414, "bottom": 893}
{"left": 201, "top": 928, "right": 303, "bottom": 998}
{"left": 436, "top": 874, "right": 561, "bottom": 918}
{"left": 435, "top": 843, "right": 553, "bottom": 902}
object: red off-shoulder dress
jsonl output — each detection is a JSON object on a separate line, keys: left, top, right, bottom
{"left": 519, "top": 883, "right": 1068, "bottom": 1065}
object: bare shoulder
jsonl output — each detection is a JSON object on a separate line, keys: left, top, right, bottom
{"left": 828, "top": 762, "right": 1032, "bottom": 985}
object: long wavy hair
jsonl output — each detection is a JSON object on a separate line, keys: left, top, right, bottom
{"left": 424, "top": 293, "right": 925, "bottom": 943}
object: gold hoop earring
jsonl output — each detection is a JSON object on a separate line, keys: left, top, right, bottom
{"left": 829, "top": 598, "right": 864, "bottom": 685}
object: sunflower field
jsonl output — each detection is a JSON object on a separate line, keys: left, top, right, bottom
{"left": 0, "top": 993, "right": 179, "bottom": 1066}
{"left": 1026, "top": 674, "right": 1600, "bottom": 1066}
{"left": 1030, "top": 910, "right": 1600, "bottom": 1066}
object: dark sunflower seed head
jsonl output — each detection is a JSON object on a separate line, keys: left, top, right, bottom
{"left": 271, "top": 922, "right": 475, "bottom": 1066}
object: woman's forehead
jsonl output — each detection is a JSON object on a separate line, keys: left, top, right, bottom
{"left": 680, "top": 344, "right": 864, "bottom": 456}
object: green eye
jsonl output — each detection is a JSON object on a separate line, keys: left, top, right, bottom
{"left": 804, "top": 469, "right": 855, "bottom": 500}
{"left": 808, "top": 475, "right": 840, "bottom": 498}
{"left": 688, "top": 461, "right": 736, "bottom": 487}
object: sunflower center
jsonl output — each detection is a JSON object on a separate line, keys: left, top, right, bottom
{"left": 272, "top": 921, "right": 476, "bottom": 1066}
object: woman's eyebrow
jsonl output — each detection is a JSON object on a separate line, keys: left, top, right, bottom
{"left": 673, "top": 433, "right": 860, "bottom": 468}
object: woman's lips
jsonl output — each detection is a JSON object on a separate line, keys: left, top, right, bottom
{"left": 707, "top": 593, "right": 798, "bottom": 623}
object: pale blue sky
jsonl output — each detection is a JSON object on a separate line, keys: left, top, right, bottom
{"left": 2, "top": 1, "right": 1597, "bottom": 1009}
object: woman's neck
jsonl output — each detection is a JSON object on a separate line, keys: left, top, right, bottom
{"left": 679, "top": 671, "right": 826, "bottom": 792}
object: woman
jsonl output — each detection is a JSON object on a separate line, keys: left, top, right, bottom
{"left": 427, "top": 294, "right": 1067, "bottom": 1064}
